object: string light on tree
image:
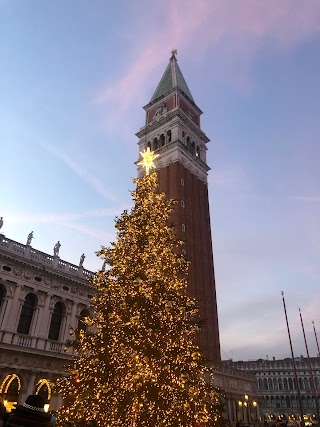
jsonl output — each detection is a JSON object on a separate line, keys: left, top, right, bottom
{"left": 55, "top": 171, "right": 222, "bottom": 427}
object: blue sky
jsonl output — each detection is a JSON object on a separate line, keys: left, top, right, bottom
{"left": 1, "top": 0, "right": 320, "bottom": 361}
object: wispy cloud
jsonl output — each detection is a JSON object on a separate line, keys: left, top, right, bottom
{"left": 4, "top": 208, "right": 123, "bottom": 225}
{"left": 62, "top": 221, "right": 116, "bottom": 243}
{"left": 40, "top": 142, "right": 116, "bottom": 201}
{"left": 289, "top": 196, "right": 320, "bottom": 203}
{"left": 93, "top": 0, "right": 320, "bottom": 127}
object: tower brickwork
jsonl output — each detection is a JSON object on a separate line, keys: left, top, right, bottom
{"left": 136, "top": 54, "right": 221, "bottom": 364}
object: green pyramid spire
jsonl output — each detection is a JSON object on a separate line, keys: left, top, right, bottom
{"left": 150, "top": 54, "right": 194, "bottom": 102}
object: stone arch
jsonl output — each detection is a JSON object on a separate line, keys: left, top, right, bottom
{"left": 17, "top": 293, "right": 38, "bottom": 335}
{"left": 0, "top": 374, "right": 21, "bottom": 408}
{"left": 147, "top": 141, "right": 151, "bottom": 150}
{"left": 77, "top": 308, "right": 90, "bottom": 333}
{"left": 48, "top": 301, "right": 66, "bottom": 341}
{"left": 36, "top": 379, "right": 52, "bottom": 402}
{"left": 166, "top": 130, "right": 172, "bottom": 143}
{"left": 278, "top": 377, "right": 283, "bottom": 390}
{"left": 273, "top": 378, "right": 278, "bottom": 390}
{"left": 182, "top": 130, "right": 186, "bottom": 144}
{"left": 298, "top": 377, "right": 304, "bottom": 390}
{"left": 286, "top": 395, "right": 291, "bottom": 408}
{"left": 191, "top": 140, "right": 195, "bottom": 154}
{"left": 306, "top": 395, "right": 312, "bottom": 409}
{"left": 270, "top": 396, "right": 275, "bottom": 408}
{"left": 153, "top": 138, "right": 158, "bottom": 151}
{"left": 160, "top": 134, "right": 165, "bottom": 147}
{"left": 0, "top": 282, "right": 7, "bottom": 326}
{"left": 0, "top": 282, "right": 7, "bottom": 305}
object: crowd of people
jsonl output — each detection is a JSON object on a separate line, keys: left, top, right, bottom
{"left": 0, "top": 395, "right": 97, "bottom": 427}
{"left": 0, "top": 395, "right": 312, "bottom": 427}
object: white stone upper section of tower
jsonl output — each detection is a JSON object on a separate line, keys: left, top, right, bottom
{"left": 136, "top": 54, "right": 211, "bottom": 184}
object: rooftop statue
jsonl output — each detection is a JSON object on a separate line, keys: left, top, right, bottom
{"left": 0, "top": 217, "right": 3, "bottom": 230}
{"left": 26, "top": 231, "right": 34, "bottom": 246}
{"left": 79, "top": 253, "right": 85, "bottom": 267}
{"left": 53, "top": 241, "right": 61, "bottom": 256}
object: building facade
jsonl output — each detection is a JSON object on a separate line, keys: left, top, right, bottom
{"left": 226, "top": 357, "right": 320, "bottom": 420}
{"left": 0, "top": 232, "right": 95, "bottom": 411}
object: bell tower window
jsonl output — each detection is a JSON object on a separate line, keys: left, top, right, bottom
{"left": 182, "top": 131, "right": 186, "bottom": 144}
{"left": 191, "top": 141, "right": 195, "bottom": 154}
{"left": 167, "top": 130, "right": 172, "bottom": 143}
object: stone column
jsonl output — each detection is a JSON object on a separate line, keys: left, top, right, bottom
{"left": 50, "top": 393, "right": 63, "bottom": 411}
{"left": 19, "top": 372, "right": 36, "bottom": 403}
{"left": 53, "top": 256, "right": 59, "bottom": 269}
{"left": 227, "top": 399, "right": 232, "bottom": 422}
{"left": 233, "top": 400, "right": 237, "bottom": 422}
{"left": 35, "top": 293, "right": 52, "bottom": 338}
{"left": 24, "top": 245, "right": 31, "bottom": 259}
{"left": 26, "top": 373, "right": 36, "bottom": 396}
{"left": 63, "top": 301, "right": 78, "bottom": 343}
{"left": 171, "top": 123, "right": 179, "bottom": 144}
{"left": 0, "top": 298, "right": 9, "bottom": 330}
{"left": 3, "top": 284, "right": 22, "bottom": 331}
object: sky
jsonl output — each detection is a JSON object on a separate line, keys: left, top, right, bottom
{"left": 1, "top": 0, "right": 320, "bottom": 362}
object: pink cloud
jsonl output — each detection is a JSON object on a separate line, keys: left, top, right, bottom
{"left": 290, "top": 196, "right": 320, "bottom": 202}
{"left": 93, "top": 0, "right": 320, "bottom": 127}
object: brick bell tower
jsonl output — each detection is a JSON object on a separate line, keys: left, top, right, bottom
{"left": 136, "top": 52, "right": 221, "bottom": 365}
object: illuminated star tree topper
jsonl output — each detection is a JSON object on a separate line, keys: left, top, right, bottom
{"left": 137, "top": 147, "right": 159, "bottom": 175}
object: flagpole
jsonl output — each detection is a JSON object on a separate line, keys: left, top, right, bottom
{"left": 299, "top": 309, "right": 320, "bottom": 423}
{"left": 281, "top": 291, "right": 303, "bottom": 419}
{"left": 312, "top": 321, "right": 320, "bottom": 358}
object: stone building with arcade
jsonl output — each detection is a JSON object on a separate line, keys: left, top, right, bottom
{"left": 0, "top": 232, "right": 95, "bottom": 411}
{"left": 227, "top": 357, "right": 320, "bottom": 421}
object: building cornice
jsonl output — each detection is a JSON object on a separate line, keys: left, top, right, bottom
{"left": 136, "top": 108, "right": 210, "bottom": 144}
{"left": 0, "top": 235, "right": 94, "bottom": 285}
{"left": 136, "top": 140, "right": 209, "bottom": 184}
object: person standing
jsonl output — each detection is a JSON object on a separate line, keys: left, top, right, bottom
{"left": 6, "top": 394, "right": 52, "bottom": 427}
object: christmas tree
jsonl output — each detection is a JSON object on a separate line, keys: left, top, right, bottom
{"left": 56, "top": 149, "right": 222, "bottom": 427}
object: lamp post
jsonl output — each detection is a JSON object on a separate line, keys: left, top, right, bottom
{"left": 238, "top": 395, "right": 252, "bottom": 426}
{"left": 244, "top": 394, "right": 250, "bottom": 426}
{"left": 253, "top": 401, "right": 258, "bottom": 422}
{"left": 238, "top": 400, "right": 243, "bottom": 423}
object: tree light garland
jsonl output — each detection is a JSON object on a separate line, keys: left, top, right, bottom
{"left": 55, "top": 172, "right": 223, "bottom": 427}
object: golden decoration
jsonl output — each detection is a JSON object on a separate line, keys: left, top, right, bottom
{"left": 137, "top": 147, "right": 159, "bottom": 175}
